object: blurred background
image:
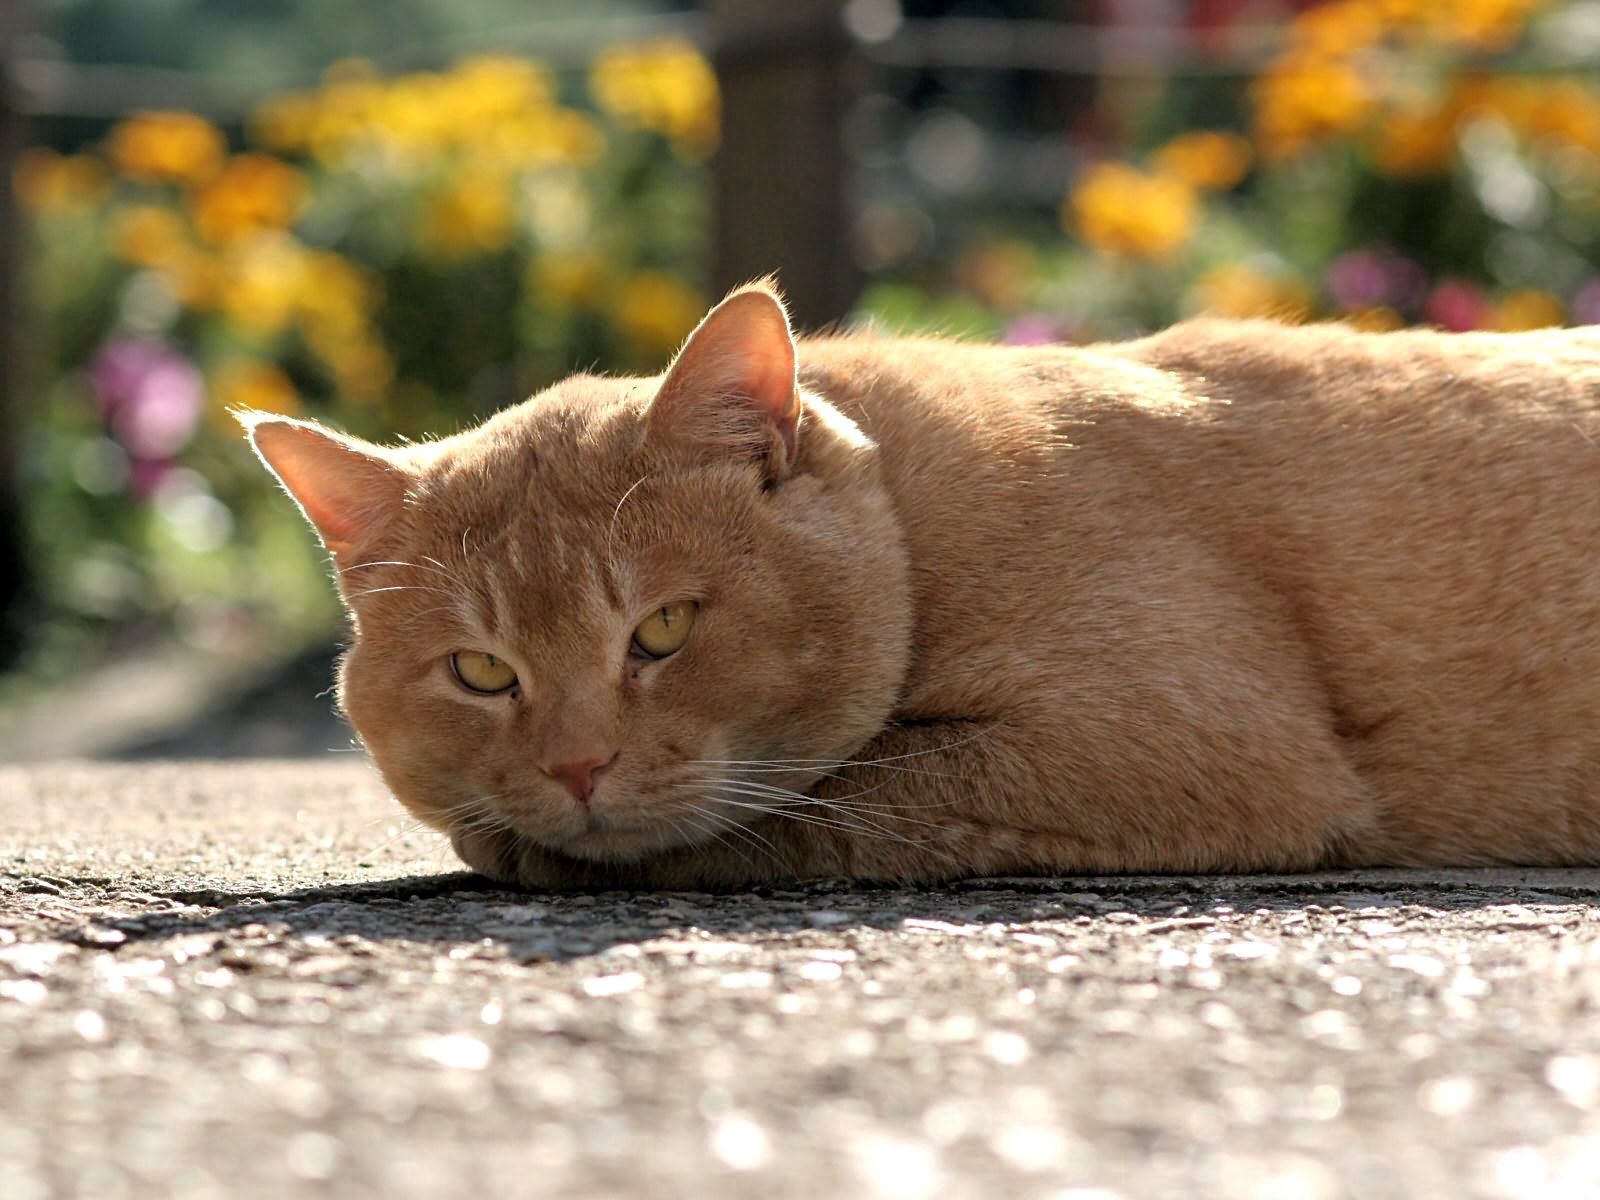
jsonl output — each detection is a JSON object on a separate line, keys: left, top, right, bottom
{"left": 2, "top": 0, "right": 1597, "bottom": 757}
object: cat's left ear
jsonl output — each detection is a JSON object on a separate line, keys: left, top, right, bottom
{"left": 648, "top": 281, "right": 801, "bottom": 481}
{"left": 236, "top": 412, "right": 409, "bottom": 562}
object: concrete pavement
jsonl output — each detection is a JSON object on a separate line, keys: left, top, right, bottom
{"left": 5, "top": 761, "right": 1600, "bottom": 1199}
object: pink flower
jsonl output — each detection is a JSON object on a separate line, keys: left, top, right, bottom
{"left": 1004, "top": 314, "right": 1063, "bottom": 345}
{"left": 89, "top": 339, "right": 203, "bottom": 464}
{"left": 1572, "top": 278, "right": 1600, "bottom": 327}
{"left": 128, "top": 457, "right": 177, "bottom": 499}
{"left": 1425, "top": 279, "right": 1490, "bottom": 332}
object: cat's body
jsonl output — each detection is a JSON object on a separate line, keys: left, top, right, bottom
{"left": 245, "top": 287, "right": 1600, "bottom": 887}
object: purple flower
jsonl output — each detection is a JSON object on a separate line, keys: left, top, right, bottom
{"left": 1004, "top": 314, "right": 1062, "bottom": 345}
{"left": 1327, "top": 248, "right": 1426, "bottom": 312}
{"left": 1572, "top": 278, "right": 1600, "bottom": 326}
{"left": 89, "top": 339, "right": 203, "bottom": 462}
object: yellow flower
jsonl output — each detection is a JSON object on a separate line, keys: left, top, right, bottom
{"left": 613, "top": 272, "right": 705, "bottom": 356}
{"left": 107, "top": 111, "right": 226, "bottom": 184}
{"left": 1188, "top": 263, "right": 1313, "bottom": 322}
{"left": 590, "top": 38, "right": 720, "bottom": 158}
{"left": 1525, "top": 80, "right": 1600, "bottom": 155}
{"left": 417, "top": 171, "right": 514, "bottom": 259}
{"left": 446, "top": 56, "right": 556, "bottom": 125}
{"left": 218, "top": 235, "right": 308, "bottom": 336}
{"left": 111, "top": 205, "right": 192, "bottom": 268}
{"left": 1370, "top": 0, "right": 1435, "bottom": 28}
{"left": 1492, "top": 289, "right": 1564, "bottom": 330}
{"left": 12, "top": 148, "right": 109, "bottom": 213}
{"left": 297, "top": 251, "right": 376, "bottom": 340}
{"left": 1152, "top": 131, "right": 1253, "bottom": 191}
{"left": 188, "top": 154, "right": 305, "bottom": 245}
{"left": 250, "top": 93, "right": 320, "bottom": 156}
{"left": 165, "top": 247, "right": 226, "bottom": 308}
{"left": 213, "top": 359, "right": 301, "bottom": 418}
{"left": 1067, "top": 163, "right": 1198, "bottom": 261}
{"left": 1342, "top": 305, "right": 1406, "bottom": 331}
{"left": 251, "top": 55, "right": 602, "bottom": 173}
{"left": 1454, "top": 75, "right": 1540, "bottom": 130}
{"left": 477, "top": 110, "right": 604, "bottom": 170}
{"left": 531, "top": 250, "right": 608, "bottom": 308}
{"left": 1291, "top": 1, "right": 1383, "bottom": 54}
{"left": 1439, "top": 0, "right": 1546, "bottom": 50}
{"left": 1252, "top": 52, "right": 1373, "bottom": 160}
{"left": 309, "top": 334, "right": 394, "bottom": 402}
{"left": 1371, "top": 105, "right": 1457, "bottom": 176}
{"left": 308, "top": 76, "right": 388, "bottom": 165}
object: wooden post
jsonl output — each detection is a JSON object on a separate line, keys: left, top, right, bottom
{"left": 0, "top": 6, "right": 29, "bottom": 666}
{"left": 706, "top": 0, "right": 859, "bottom": 333}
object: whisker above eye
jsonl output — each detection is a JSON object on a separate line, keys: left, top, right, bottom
{"left": 396, "top": 604, "right": 463, "bottom": 629}
{"left": 339, "top": 559, "right": 459, "bottom": 581}
{"left": 344, "top": 584, "right": 456, "bottom": 601}
{"left": 604, "top": 474, "right": 654, "bottom": 590}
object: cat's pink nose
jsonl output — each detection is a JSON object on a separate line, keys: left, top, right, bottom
{"left": 544, "top": 752, "right": 616, "bottom": 803}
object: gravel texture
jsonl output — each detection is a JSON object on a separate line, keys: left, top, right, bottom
{"left": 5, "top": 761, "right": 1600, "bottom": 1199}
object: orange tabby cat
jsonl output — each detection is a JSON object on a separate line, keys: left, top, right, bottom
{"left": 243, "top": 281, "right": 1600, "bottom": 887}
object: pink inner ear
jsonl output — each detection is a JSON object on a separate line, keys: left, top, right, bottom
{"left": 654, "top": 286, "right": 801, "bottom": 468}
{"left": 247, "top": 418, "right": 405, "bottom": 556}
{"left": 734, "top": 327, "right": 801, "bottom": 459}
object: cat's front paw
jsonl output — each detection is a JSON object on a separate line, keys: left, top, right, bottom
{"left": 450, "top": 826, "right": 612, "bottom": 890}
{"left": 449, "top": 825, "right": 523, "bottom": 886}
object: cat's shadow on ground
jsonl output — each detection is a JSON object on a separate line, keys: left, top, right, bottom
{"left": 47, "top": 868, "right": 1600, "bottom": 964}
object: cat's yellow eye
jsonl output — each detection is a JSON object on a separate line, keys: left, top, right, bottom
{"left": 632, "top": 601, "right": 698, "bottom": 660}
{"left": 450, "top": 650, "right": 518, "bottom": 694}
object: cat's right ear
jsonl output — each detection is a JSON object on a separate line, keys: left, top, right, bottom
{"left": 647, "top": 282, "right": 801, "bottom": 481}
{"left": 236, "top": 412, "right": 408, "bottom": 560}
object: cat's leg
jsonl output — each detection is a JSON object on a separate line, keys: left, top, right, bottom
{"left": 782, "top": 710, "right": 1375, "bottom": 882}
{"left": 449, "top": 810, "right": 848, "bottom": 890}
{"left": 454, "top": 699, "right": 1373, "bottom": 889}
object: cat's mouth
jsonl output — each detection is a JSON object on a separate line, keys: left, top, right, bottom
{"left": 551, "top": 822, "right": 699, "bottom": 861}
{"left": 473, "top": 778, "right": 723, "bottom": 863}
{"left": 517, "top": 797, "right": 708, "bottom": 862}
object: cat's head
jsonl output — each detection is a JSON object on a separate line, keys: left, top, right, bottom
{"left": 241, "top": 283, "right": 911, "bottom": 875}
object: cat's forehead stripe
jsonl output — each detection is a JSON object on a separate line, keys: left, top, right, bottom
{"left": 483, "top": 571, "right": 511, "bottom": 643}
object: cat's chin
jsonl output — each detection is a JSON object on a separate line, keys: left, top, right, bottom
{"left": 553, "top": 824, "right": 704, "bottom": 863}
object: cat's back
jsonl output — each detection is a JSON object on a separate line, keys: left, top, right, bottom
{"left": 801, "top": 320, "right": 1600, "bottom": 865}
{"left": 1118, "top": 316, "right": 1600, "bottom": 429}
{"left": 1120, "top": 320, "right": 1600, "bottom": 863}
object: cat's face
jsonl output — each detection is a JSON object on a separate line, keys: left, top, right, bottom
{"left": 245, "top": 285, "right": 911, "bottom": 869}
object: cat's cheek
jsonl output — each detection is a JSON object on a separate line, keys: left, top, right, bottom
{"left": 450, "top": 825, "right": 519, "bottom": 884}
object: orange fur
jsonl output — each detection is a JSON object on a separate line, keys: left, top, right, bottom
{"left": 244, "top": 284, "right": 1600, "bottom": 886}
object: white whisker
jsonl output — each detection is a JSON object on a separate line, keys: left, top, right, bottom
{"left": 605, "top": 474, "right": 653, "bottom": 582}
{"left": 345, "top": 584, "right": 455, "bottom": 601}
{"left": 695, "top": 804, "right": 785, "bottom": 865}
{"left": 686, "top": 789, "right": 928, "bottom": 846}
{"left": 685, "top": 805, "right": 777, "bottom": 871}
{"left": 339, "top": 559, "right": 457, "bottom": 581}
